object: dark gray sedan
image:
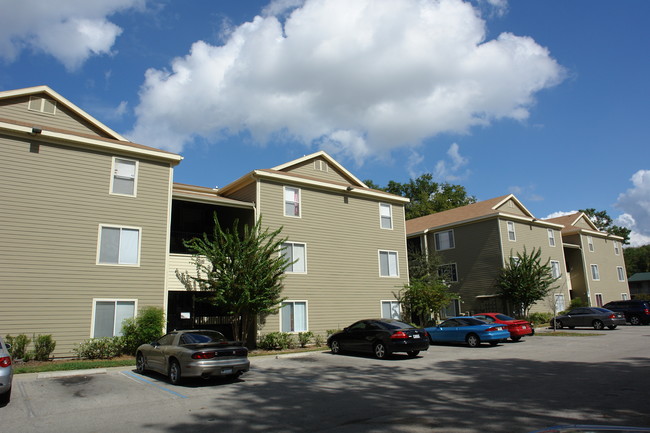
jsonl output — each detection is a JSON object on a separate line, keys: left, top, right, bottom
{"left": 136, "top": 330, "right": 250, "bottom": 385}
{"left": 551, "top": 307, "right": 626, "bottom": 330}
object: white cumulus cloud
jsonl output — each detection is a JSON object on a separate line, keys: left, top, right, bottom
{"left": 0, "top": 0, "right": 145, "bottom": 70}
{"left": 616, "top": 170, "right": 650, "bottom": 246}
{"left": 434, "top": 143, "right": 470, "bottom": 181}
{"left": 129, "top": 0, "right": 564, "bottom": 162}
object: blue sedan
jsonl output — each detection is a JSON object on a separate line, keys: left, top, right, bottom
{"left": 425, "top": 317, "right": 510, "bottom": 347}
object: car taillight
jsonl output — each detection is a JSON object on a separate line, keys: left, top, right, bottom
{"left": 390, "top": 331, "right": 409, "bottom": 339}
{"left": 644, "top": 308, "right": 650, "bottom": 315}
{"left": 0, "top": 356, "right": 11, "bottom": 368}
{"left": 485, "top": 327, "right": 502, "bottom": 332}
{"left": 191, "top": 351, "right": 216, "bottom": 359}
{"left": 609, "top": 314, "right": 617, "bottom": 319}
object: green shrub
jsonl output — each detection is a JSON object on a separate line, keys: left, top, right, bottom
{"left": 31, "top": 334, "right": 56, "bottom": 361}
{"left": 258, "top": 332, "right": 295, "bottom": 350}
{"left": 528, "top": 312, "right": 553, "bottom": 325}
{"left": 297, "top": 331, "right": 313, "bottom": 348}
{"left": 326, "top": 329, "right": 341, "bottom": 337}
{"left": 121, "top": 306, "right": 165, "bottom": 355}
{"left": 313, "top": 334, "right": 325, "bottom": 347}
{"left": 569, "top": 298, "right": 584, "bottom": 309}
{"left": 4, "top": 334, "right": 31, "bottom": 359}
{"left": 74, "top": 337, "right": 123, "bottom": 360}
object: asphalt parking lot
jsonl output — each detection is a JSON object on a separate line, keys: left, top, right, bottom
{"left": 3, "top": 325, "right": 650, "bottom": 433}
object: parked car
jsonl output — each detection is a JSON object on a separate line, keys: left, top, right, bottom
{"left": 0, "top": 336, "right": 13, "bottom": 404}
{"left": 425, "top": 317, "right": 510, "bottom": 347}
{"left": 327, "top": 318, "right": 429, "bottom": 359}
{"left": 603, "top": 300, "right": 650, "bottom": 325}
{"left": 551, "top": 307, "right": 626, "bottom": 330}
{"left": 473, "top": 313, "right": 534, "bottom": 342}
{"left": 135, "top": 329, "right": 250, "bottom": 385}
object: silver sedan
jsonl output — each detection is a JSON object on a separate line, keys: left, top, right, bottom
{"left": 136, "top": 330, "right": 250, "bottom": 385}
{"left": 0, "top": 336, "right": 12, "bottom": 405}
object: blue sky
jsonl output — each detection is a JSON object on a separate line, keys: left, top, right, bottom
{"left": 1, "top": 0, "right": 648, "bottom": 245}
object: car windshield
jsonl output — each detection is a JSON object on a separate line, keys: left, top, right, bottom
{"left": 181, "top": 331, "right": 227, "bottom": 344}
{"left": 379, "top": 320, "right": 414, "bottom": 330}
{"left": 495, "top": 314, "right": 515, "bottom": 321}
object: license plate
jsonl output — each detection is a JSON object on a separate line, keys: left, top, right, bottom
{"left": 222, "top": 368, "right": 232, "bottom": 375}
{"left": 413, "top": 334, "right": 420, "bottom": 339}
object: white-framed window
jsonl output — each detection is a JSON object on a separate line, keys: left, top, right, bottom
{"left": 284, "top": 186, "right": 301, "bottom": 217}
{"left": 379, "top": 203, "right": 393, "bottom": 229}
{"left": 550, "top": 260, "right": 561, "bottom": 279}
{"left": 555, "top": 294, "right": 565, "bottom": 313}
{"left": 438, "top": 263, "right": 458, "bottom": 282}
{"left": 281, "top": 242, "right": 307, "bottom": 273}
{"left": 507, "top": 221, "right": 516, "bottom": 241}
{"left": 614, "top": 241, "right": 621, "bottom": 256}
{"left": 28, "top": 96, "right": 57, "bottom": 115}
{"left": 110, "top": 157, "right": 138, "bottom": 196}
{"left": 590, "top": 264, "right": 600, "bottom": 281}
{"left": 91, "top": 299, "right": 136, "bottom": 338}
{"left": 379, "top": 250, "right": 399, "bottom": 277}
{"left": 280, "top": 301, "right": 307, "bottom": 332}
{"left": 548, "top": 229, "right": 556, "bottom": 247}
{"left": 622, "top": 293, "right": 629, "bottom": 300}
{"left": 381, "top": 300, "right": 400, "bottom": 319}
{"left": 98, "top": 225, "right": 141, "bottom": 266}
{"left": 434, "top": 230, "right": 455, "bottom": 251}
{"left": 595, "top": 293, "right": 603, "bottom": 307}
{"left": 587, "top": 236, "right": 594, "bottom": 252}
{"left": 617, "top": 266, "right": 625, "bottom": 282}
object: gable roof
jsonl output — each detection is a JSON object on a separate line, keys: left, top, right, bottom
{"left": 629, "top": 273, "right": 650, "bottom": 283}
{"left": 406, "top": 194, "right": 559, "bottom": 235}
{"left": 543, "top": 211, "right": 621, "bottom": 239}
{"left": 219, "top": 151, "right": 408, "bottom": 203}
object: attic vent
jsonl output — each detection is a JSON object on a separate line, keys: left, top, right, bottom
{"left": 314, "top": 160, "right": 328, "bottom": 172}
{"left": 28, "top": 96, "right": 57, "bottom": 115}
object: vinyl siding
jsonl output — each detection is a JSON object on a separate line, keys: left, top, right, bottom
{"left": 580, "top": 234, "right": 630, "bottom": 305}
{"left": 0, "top": 95, "right": 113, "bottom": 138}
{"left": 256, "top": 179, "right": 408, "bottom": 335}
{"left": 281, "top": 157, "right": 354, "bottom": 184}
{"left": 494, "top": 198, "right": 529, "bottom": 217}
{"left": 0, "top": 134, "right": 172, "bottom": 356}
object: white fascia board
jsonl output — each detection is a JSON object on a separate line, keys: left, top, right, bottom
{"left": 254, "top": 170, "right": 409, "bottom": 203}
{"left": 172, "top": 191, "right": 255, "bottom": 209}
{"left": 271, "top": 150, "right": 369, "bottom": 188}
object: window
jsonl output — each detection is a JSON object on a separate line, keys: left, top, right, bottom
{"left": 438, "top": 263, "right": 458, "bottom": 282}
{"left": 595, "top": 293, "right": 603, "bottom": 307}
{"left": 379, "top": 250, "right": 399, "bottom": 277}
{"left": 555, "top": 294, "right": 565, "bottom": 313}
{"left": 614, "top": 241, "right": 620, "bottom": 256}
{"left": 98, "top": 225, "right": 141, "bottom": 265}
{"left": 379, "top": 203, "right": 393, "bottom": 229}
{"left": 617, "top": 266, "right": 625, "bottom": 282}
{"left": 507, "top": 221, "right": 516, "bottom": 241}
{"left": 92, "top": 300, "right": 135, "bottom": 338}
{"left": 381, "top": 301, "right": 400, "bottom": 319}
{"left": 281, "top": 242, "right": 307, "bottom": 273}
{"left": 590, "top": 264, "right": 600, "bottom": 280}
{"left": 548, "top": 229, "right": 556, "bottom": 247}
{"left": 111, "top": 158, "right": 138, "bottom": 196}
{"left": 434, "top": 230, "right": 455, "bottom": 251}
{"left": 28, "top": 96, "right": 57, "bottom": 115}
{"left": 587, "top": 236, "right": 594, "bottom": 252}
{"left": 442, "top": 299, "right": 461, "bottom": 318}
{"left": 284, "top": 187, "right": 301, "bottom": 217}
{"left": 550, "top": 261, "right": 561, "bottom": 279}
{"left": 621, "top": 293, "right": 629, "bottom": 300}
{"left": 281, "top": 301, "right": 307, "bottom": 332}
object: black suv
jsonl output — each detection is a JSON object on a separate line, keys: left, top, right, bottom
{"left": 603, "top": 300, "right": 650, "bottom": 325}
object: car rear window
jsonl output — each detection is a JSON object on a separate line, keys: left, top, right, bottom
{"left": 380, "top": 320, "right": 414, "bottom": 330}
{"left": 495, "top": 314, "right": 515, "bottom": 321}
{"left": 181, "top": 331, "right": 228, "bottom": 344}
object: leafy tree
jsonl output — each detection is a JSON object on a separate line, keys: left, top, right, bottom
{"left": 624, "top": 244, "right": 650, "bottom": 275}
{"left": 176, "top": 215, "right": 290, "bottom": 345}
{"left": 365, "top": 173, "right": 475, "bottom": 219}
{"left": 395, "top": 252, "right": 457, "bottom": 325}
{"left": 495, "top": 247, "right": 559, "bottom": 317}
{"left": 580, "top": 208, "right": 631, "bottom": 245}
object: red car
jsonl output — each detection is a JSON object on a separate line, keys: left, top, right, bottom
{"left": 473, "top": 313, "right": 534, "bottom": 342}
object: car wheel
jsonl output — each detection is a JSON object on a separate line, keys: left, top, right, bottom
{"left": 0, "top": 388, "right": 10, "bottom": 405}
{"left": 330, "top": 339, "right": 341, "bottom": 355}
{"left": 466, "top": 333, "right": 480, "bottom": 348}
{"left": 555, "top": 320, "right": 564, "bottom": 329}
{"left": 168, "top": 359, "right": 182, "bottom": 385}
{"left": 607, "top": 325, "right": 617, "bottom": 330}
{"left": 407, "top": 350, "right": 419, "bottom": 358}
{"left": 511, "top": 336, "right": 521, "bottom": 342}
{"left": 630, "top": 315, "right": 641, "bottom": 326}
{"left": 592, "top": 320, "right": 604, "bottom": 330}
{"left": 374, "top": 342, "right": 389, "bottom": 359}
{"left": 136, "top": 352, "right": 146, "bottom": 374}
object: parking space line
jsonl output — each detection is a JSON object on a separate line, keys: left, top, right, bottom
{"left": 121, "top": 371, "right": 188, "bottom": 399}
